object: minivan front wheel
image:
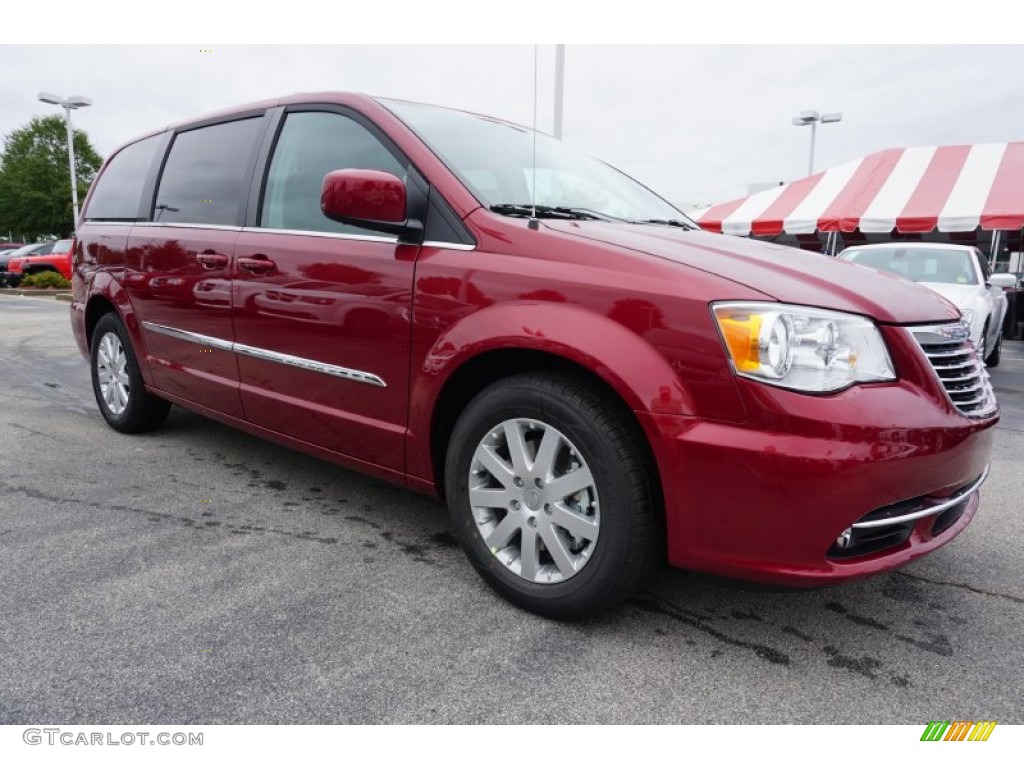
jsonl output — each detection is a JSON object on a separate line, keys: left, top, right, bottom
{"left": 445, "top": 372, "right": 661, "bottom": 619}
{"left": 90, "top": 313, "right": 170, "bottom": 433}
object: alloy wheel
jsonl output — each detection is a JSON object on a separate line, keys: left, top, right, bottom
{"left": 468, "top": 418, "right": 600, "bottom": 584}
{"left": 96, "top": 331, "right": 130, "bottom": 415}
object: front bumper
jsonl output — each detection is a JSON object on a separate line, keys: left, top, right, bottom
{"left": 638, "top": 372, "right": 996, "bottom": 587}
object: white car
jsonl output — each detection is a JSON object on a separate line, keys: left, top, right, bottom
{"left": 838, "top": 242, "right": 1007, "bottom": 367}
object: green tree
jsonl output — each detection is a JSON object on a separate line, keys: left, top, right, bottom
{"left": 0, "top": 115, "right": 103, "bottom": 239}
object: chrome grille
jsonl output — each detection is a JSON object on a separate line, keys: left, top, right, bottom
{"left": 910, "top": 323, "right": 997, "bottom": 418}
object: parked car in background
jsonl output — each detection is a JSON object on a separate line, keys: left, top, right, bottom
{"left": 3, "top": 238, "right": 74, "bottom": 287}
{"left": 0, "top": 241, "right": 56, "bottom": 287}
{"left": 71, "top": 94, "right": 997, "bottom": 618}
{"left": 0, "top": 243, "right": 25, "bottom": 253}
{"left": 839, "top": 243, "right": 1008, "bottom": 366}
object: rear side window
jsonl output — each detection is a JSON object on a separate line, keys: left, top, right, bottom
{"left": 260, "top": 111, "right": 405, "bottom": 235}
{"left": 155, "top": 118, "right": 263, "bottom": 226}
{"left": 84, "top": 134, "right": 163, "bottom": 220}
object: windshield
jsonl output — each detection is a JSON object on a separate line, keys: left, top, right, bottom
{"left": 380, "top": 99, "right": 692, "bottom": 226}
{"left": 8, "top": 244, "right": 43, "bottom": 257}
{"left": 841, "top": 247, "right": 979, "bottom": 286}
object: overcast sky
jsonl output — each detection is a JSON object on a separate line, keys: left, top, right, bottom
{"left": 1, "top": 44, "right": 1022, "bottom": 210}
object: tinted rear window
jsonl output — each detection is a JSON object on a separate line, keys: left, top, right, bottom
{"left": 85, "top": 134, "right": 164, "bottom": 220}
{"left": 154, "top": 118, "right": 263, "bottom": 226}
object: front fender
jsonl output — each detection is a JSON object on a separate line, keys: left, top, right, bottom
{"left": 430, "top": 301, "right": 696, "bottom": 412}
{"left": 405, "top": 301, "right": 700, "bottom": 487}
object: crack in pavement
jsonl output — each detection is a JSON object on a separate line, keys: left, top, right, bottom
{"left": 634, "top": 592, "right": 924, "bottom": 687}
{"left": 9, "top": 422, "right": 59, "bottom": 440}
{"left": 0, "top": 481, "right": 339, "bottom": 546}
{"left": 896, "top": 570, "right": 1024, "bottom": 605}
{"left": 631, "top": 591, "right": 791, "bottom": 666}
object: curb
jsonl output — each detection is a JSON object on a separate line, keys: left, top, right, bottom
{"left": 0, "top": 289, "right": 73, "bottom": 301}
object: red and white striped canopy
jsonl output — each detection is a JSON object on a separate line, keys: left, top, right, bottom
{"left": 694, "top": 141, "right": 1024, "bottom": 236}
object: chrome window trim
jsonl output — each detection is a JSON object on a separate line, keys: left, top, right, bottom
{"left": 133, "top": 221, "right": 244, "bottom": 232}
{"left": 141, "top": 322, "right": 386, "bottom": 388}
{"left": 422, "top": 240, "right": 476, "bottom": 251}
{"left": 78, "top": 222, "right": 477, "bottom": 250}
{"left": 243, "top": 227, "right": 477, "bottom": 251}
{"left": 241, "top": 226, "right": 399, "bottom": 244}
{"left": 851, "top": 465, "right": 990, "bottom": 530}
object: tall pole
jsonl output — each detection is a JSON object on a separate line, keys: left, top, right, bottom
{"left": 553, "top": 44, "right": 565, "bottom": 139}
{"left": 39, "top": 93, "right": 90, "bottom": 232}
{"left": 793, "top": 110, "right": 840, "bottom": 178}
{"left": 64, "top": 103, "right": 80, "bottom": 228}
{"left": 808, "top": 120, "right": 817, "bottom": 176}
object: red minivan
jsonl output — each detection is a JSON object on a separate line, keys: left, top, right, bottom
{"left": 70, "top": 94, "right": 997, "bottom": 618}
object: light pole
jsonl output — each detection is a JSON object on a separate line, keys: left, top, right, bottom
{"left": 792, "top": 110, "right": 842, "bottom": 176}
{"left": 38, "top": 92, "right": 92, "bottom": 229}
{"left": 553, "top": 44, "right": 565, "bottom": 139}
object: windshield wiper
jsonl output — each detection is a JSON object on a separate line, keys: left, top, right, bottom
{"left": 490, "top": 204, "right": 608, "bottom": 221}
{"left": 638, "top": 218, "right": 696, "bottom": 229}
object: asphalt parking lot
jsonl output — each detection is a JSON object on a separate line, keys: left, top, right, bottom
{"left": 1, "top": 294, "right": 1022, "bottom": 725}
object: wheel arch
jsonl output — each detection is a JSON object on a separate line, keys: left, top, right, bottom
{"left": 412, "top": 303, "right": 688, "bottom": 504}
{"left": 79, "top": 273, "right": 152, "bottom": 381}
{"left": 85, "top": 294, "right": 119, "bottom": 349}
{"left": 23, "top": 263, "right": 59, "bottom": 275}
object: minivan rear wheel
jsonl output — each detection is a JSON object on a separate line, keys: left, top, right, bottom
{"left": 90, "top": 313, "right": 170, "bottom": 433}
{"left": 444, "top": 372, "right": 661, "bottom": 619}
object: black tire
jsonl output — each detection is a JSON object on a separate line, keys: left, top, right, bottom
{"left": 445, "top": 372, "right": 662, "bottom": 620}
{"left": 90, "top": 313, "right": 170, "bottom": 433}
{"left": 985, "top": 325, "right": 1001, "bottom": 367}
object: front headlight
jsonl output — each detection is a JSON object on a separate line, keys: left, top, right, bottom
{"left": 960, "top": 309, "right": 974, "bottom": 328}
{"left": 711, "top": 302, "right": 896, "bottom": 393}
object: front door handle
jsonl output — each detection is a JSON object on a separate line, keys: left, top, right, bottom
{"left": 237, "top": 257, "right": 276, "bottom": 275}
{"left": 196, "top": 251, "right": 229, "bottom": 269}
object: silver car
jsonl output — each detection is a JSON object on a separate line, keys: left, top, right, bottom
{"left": 839, "top": 242, "right": 1008, "bottom": 366}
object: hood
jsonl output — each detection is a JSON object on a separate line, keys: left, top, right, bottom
{"left": 541, "top": 221, "right": 960, "bottom": 325}
{"left": 917, "top": 282, "right": 983, "bottom": 310}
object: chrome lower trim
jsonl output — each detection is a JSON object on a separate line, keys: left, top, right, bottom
{"left": 851, "top": 465, "right": 989, "bottom": 530}
{"left": 142, "top": 323, "right": 234, "bottom": 352}
{"left": 141, "top": 322, "right": 386, "bottom": 388}
{"left": 233, "top": 342, "right": 386, "bottom": 387}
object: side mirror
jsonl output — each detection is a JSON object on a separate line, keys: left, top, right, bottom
{"left": 989, "top": 273, "right": 1018, "bottom": 290}
{"left": 320, "top": 169, "right": 422, "bottom": 241}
